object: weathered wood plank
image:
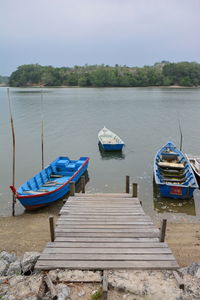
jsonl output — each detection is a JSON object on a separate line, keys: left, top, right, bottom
{"left": 35, "top": 260, "right": 179, "bottom": 270}
{"left": 60, "top": 212, "right": 145, "bottom": 216}
{"left": 54, "top": 237, "right": 160, "bottom": 242}
{"left": 71, "top": 193, "right": 134, "bottom": 198}
{"left": 47, "top": 242, "right": 168, "bottom": 248}
{"left": 56, "top": 224, "right": 155, "bottom": 229}
{"left": 55, "top": 232, "right": 160, "bottom": 238}
{"left": 55, "top": 228, "right": 159, "bottom": 233}
{"left": 38, "top": 253, "right": 176, "bottom": 261}
{"left": 43, "top": 247, "right": 172, "bottom": 254}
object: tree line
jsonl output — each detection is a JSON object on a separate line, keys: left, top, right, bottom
{"left": 7, "top": 61, "right": 200, "bottom": 87}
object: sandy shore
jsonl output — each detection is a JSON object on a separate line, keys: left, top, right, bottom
{"left": 0, "top": 210, "right": 200, "bottom": 267}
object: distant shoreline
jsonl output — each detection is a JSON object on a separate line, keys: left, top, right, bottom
{"left": 1, "top": 85, "right": 200, "bottom": 89}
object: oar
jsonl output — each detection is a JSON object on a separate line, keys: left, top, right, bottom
{"left": 7, "top": 88, "right": 16, "bottom": 216}
{"left": 178, "top": 119, "right": 183, "bottom": 152}
{"left": 41, "top": 89, "right": 44, "bottom": 169}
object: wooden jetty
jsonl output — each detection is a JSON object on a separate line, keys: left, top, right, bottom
{"left": 35, "top": 187, "right": 178, "bottom": 270}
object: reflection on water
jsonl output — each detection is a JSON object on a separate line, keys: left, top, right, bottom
{"left": 98, "top": 143, "right": 125, "bottom": 160}
{"left": 153, "top": 181, "right": 196, "bottom": 215}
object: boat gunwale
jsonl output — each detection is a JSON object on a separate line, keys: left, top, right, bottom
{"left": 16, "top": 157, "right": 90, "bottom": 199}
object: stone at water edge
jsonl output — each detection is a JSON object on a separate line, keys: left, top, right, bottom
{"left": 0, "top": 251, "right": 16, "bottom": 264}
{"left": 7, "top": 260, "right": 21, "bottom": 276}
{"left": 56, "top": 283, "right": 70, "bottom": 300}
{"left": 21, "top": 252, "right": 40, "bottom": 274}
{"left": 0, "top": 259, "right": 9, "bottom": 276}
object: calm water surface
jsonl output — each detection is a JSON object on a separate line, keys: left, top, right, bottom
{"left": 1, "top": 87, "right": 200, "bottom": 220}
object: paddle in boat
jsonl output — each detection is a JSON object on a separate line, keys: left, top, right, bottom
{"left": 98, "top": 126, "right": 125, "bottom": 151}
{"left": 185, "top": 154, "right": 200, "bottom": 186}
{"left": 154, "top": 141, "right": 198, "bottom": 199}
{"left": 10, "top": 156, "right": 90, "bottom": 210}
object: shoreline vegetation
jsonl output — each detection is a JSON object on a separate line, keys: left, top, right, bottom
{"left": 1, "top": 61, "right": 200, "bottom": 88}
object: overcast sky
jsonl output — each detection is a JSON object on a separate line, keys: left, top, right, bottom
{"left": 1, "top": 0, "right": 200, "bottom": 75}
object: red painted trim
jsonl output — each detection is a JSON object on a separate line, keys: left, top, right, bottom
{"left": 17, "top": 157, "right": 90, "bottom": 199}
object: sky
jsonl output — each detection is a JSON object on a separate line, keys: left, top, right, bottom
{"left": 1, "top": 0, "right": 200, "bottom": 75}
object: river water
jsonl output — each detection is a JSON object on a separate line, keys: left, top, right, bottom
{"left": 1, "top": 87, "right": 200, "bottom": 220}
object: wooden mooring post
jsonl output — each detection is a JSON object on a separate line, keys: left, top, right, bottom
{"left": 126, "top": 176, "right": 130, "bottom": 193}
{"left": 81, "top": 176, "right": 85, "bottom": 193}
{"left": 132, "top": 183, "right": 138, "bottom": 197}
{"left": 70, "top": 181, "right": 75, "bottom": 196}
{"left": 160, "top": 219, "right": 167, "bottom": 242}
{"left": 49, "top": 216, "right": 55, "bottom": 242}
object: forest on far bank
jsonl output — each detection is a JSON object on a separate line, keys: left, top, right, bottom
{"left": 6, "top": 61, "right": 200, "bottom": 87}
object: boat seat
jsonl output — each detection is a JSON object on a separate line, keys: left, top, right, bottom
{"left": 158, "top": 162, "right": 184, "bottom": 169}
{"left": 23, "top": 189, "right": 48, "bottom": 194}
{"left": 50, "top": 174, "right": 63, "bottom": 178}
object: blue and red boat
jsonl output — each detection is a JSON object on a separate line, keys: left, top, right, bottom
{"left": 10, "top": 156, "right": 90, "bottom": 210}
{"left": 154, "top": 141, "right": 198, "bottom": 199}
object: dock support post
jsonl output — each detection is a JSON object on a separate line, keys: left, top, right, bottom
{"left": 70, "top": 181, "right": 75, "bottom": 196}
{"left": 126, "top": 176, "right": 130, "bottom": 193}
{"left": 132, "top": 183, "right": 138, "bottom": 197}
{"left": 102, "top": 270, "right": 108, "bottom": 300}
{"left": 81, "top": 176, "right": 85, "bottom": 193}
{"left": 160, "top": 219, "right": 167, "bottom": 242}
{"left": 49, "top": 216, "right": 55, "bottom": 242}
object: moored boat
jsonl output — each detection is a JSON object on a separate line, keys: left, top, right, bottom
{"left": 186, "top": 154, "right": 200, "bottom": 186}
{"left": 154, "top": 141, "right": 198, "bottom": 199}
{"left": 98, "top": 126, "right": 125, "bottom": 151}
{"left": 10, "top": 156, "right": 90, "bottom": 210}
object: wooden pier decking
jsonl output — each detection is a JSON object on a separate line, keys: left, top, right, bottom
{"left": 35, "top": 193, "right": 178, "bottom": 270}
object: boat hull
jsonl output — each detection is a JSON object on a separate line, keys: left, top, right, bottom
{"left": 157, "top": 183, "right": 196, "bottom": 199}
{"left": 16, "top": 158, "right": 89, "bottom": 210}
{"left": 154, "top": 141, "right": 198, "bottom": 200}
{"left": 99, "top": 142, "right": 124, "bottom": 151}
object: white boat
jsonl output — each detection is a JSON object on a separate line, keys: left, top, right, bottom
{"left": 98, "top": 127, "right": 125, "bottom": 151}
{"left": 186, "top": 154, "right": 200, "bottom": 186}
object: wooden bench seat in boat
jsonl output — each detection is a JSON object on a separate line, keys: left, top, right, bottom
{"left": 158, "top": 161, "right": 184, "bottom": 169}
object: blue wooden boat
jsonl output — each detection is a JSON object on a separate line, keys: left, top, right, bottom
{"left": 98, "top": 127, "right": 125, "bottom": 151}
{"left": 154, "top": 141, "right": 198, "bottom": 199}
{"left": 10, "top": 156, "right": 90, "bottom": 210}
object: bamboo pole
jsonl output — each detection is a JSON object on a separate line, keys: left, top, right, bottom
{"left": 40, "top": 90, "right": 44, "bottom": 169}
{"left": 7, "top": 88, "right": 16, "bottom": 216}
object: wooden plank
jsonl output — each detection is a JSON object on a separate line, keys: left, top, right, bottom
{"left": 72, "top": 193, "right": 133, "bottom": 198}
{"left": 43, "top": 247, "right": 172, "bottom": 254}
{"left": 56, "top": 220, "right": 153, "bottom": 224}
{"left": 55, "top": 232, "right": 160, "bottom": 238}
{"left": 56, "top": 225, "right": 155, "bottom": 229}
{"left": 54, "top": 237, "right": 160, "bottom": 242}
{"left": 35, "top": 260, "right": 179, "bottom": 270}
{"left": 60, "top": 212, "right": 145, "bottom": 216}
{"left": 55, "top": 228, "right": 159, "bottom": 233}
{"left": 47, "top": 242, "right": 168, "bottom": 248}
{"left": 39, "top": 253, "right": 176, "bottom": 261}
{"left": 58, "top": 216, "right": 151, "bottom": 220}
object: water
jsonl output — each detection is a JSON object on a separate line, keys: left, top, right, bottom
{"left": 1, "top": 86, "right": 200, "bottom": 219}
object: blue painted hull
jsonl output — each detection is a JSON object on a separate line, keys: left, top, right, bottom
{"left": 157, "top": 183, "right": 196, "bottom": 199}
{"left": 99, "top": 142, "right": 124, "bottom": 151}
{"left": 154, "top": 141, "right": 198, "bottom": 199}
{"left": 13, "top": 157, "right": 89, "bottom": 210}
